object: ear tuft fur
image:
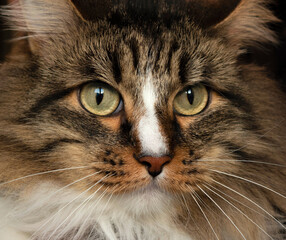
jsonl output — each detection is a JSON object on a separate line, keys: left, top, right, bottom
{"left": 1, "top": 0, "right": 74, "bottom": 37}
{"left": 213, "top": 0, "right": 280, "bottom": 47}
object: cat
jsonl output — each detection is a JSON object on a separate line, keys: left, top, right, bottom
{"left": 0, "top": 0, "right": 285, "bottom": 239}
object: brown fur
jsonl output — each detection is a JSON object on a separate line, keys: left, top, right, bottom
{"left": 0, "top": 0, "right": 285, "bottom": 239}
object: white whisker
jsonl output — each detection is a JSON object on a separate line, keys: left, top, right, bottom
{"left": 197, "top": 159, "right": 286, "bottom": 168}
{"left": 49, "top": 171, "right": 102, "bottom": 199}
{"left": 192, "top": 191, "right": 220, "bottom": 218}
{"left": 97, "top": 187, "right": 115, "bottom": 219}
{"left": 197, "top": 185, "right": 247, "bottom": 240}
{"left": 180, "top": 192, "right": 193, "bottom": 227}
{"left": 30, "top": 172, "right": 105, "bottom": 240}
{"left": 209, "top": 169, "right": 286, "bottom": 199}
{"left": 16, "top": 171, "right": 102, "bottom": 223}
{"left": 227, "top": 119, "right": 285, "bottom": 154}
{"left": 87, "top": 186, "right": 119, "bottom": 239}
{"left": 57, "top": 184, "right": 111, "bottom": 240}
{"left": 8, "top": 34, "right": 52, "bottom": 42}
{"left": 204, "top": 184, "right": 274, "bottom": 240}
{"left": 205, "top": 183, "right": 269, "bottom": 219}
{"left": 0, "top": 166, "right": 90, "bottom": 187}
{"left": 47, "top": 174, "right": 113, "bottom": 240}
{"left": 188, "top": 186, "right": 220, "bottom": 240}
{"left": 212, "top": 180, "right": 286, "bottom": 230}
{"left": 57, "top": 175, "right": 106, "bottom": 239}
{"left": 53, "top": 184, "right": 105, "bottom": 240}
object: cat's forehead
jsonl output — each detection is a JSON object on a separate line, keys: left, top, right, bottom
{"left": 80, "top": 22, "right": 231, "bottom": 91}
{"left": 86, "top": 26, "right": 189, "bottom": 92}
{"left": 41, "top": 16, "right": 237, "bottom": 103}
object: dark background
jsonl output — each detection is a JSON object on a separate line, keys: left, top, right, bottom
{"left": 0, "top": 0, "right": 9, "bottom": 61}
{"left": 0, "top": 0, "right": 285, "bottom": 82}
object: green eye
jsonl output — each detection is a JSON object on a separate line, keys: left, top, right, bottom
{"left": 173, "top": 84, "right": 209, "bottom": 116}
{"left": 80, "top": 82, "right": 121, "bottom": 116}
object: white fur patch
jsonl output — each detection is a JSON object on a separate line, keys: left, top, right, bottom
{"left": 0, "top": 183, "right": 192, "bottom": 240}
{"left": 138, "top": 74, "right": 168, "bottom": 156}
{"left": 0, "top": 227, "right": 29, "bottom": 240}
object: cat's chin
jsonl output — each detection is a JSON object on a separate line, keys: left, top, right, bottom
{"left": 107, "top": 181, "right": 176, "bottom": 218}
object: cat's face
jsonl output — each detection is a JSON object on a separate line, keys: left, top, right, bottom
{"left": 1, "top": 21, "right": 244, "bottom": 192}
{"left": 0, "top": 0, "right": 285, "bottom": 239}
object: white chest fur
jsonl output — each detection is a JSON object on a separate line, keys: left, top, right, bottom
{"left": 0, "top": 184, "right": 192, "bottom": 240}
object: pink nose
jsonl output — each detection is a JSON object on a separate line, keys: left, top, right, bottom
{"left": 138, "top": 156, "right": 171, "bottom": 177}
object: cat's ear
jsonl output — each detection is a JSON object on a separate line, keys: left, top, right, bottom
{"left": 207, "top": 0, "right": 279, "bottom": 48}
{"left": 8, "top": 0, "right": 78, "bottom": 34}
{"left": 1, "top": 0, "right": 83, "bottom": 56}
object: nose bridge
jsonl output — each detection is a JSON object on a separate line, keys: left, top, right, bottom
{"left": 135, "top": 73, "right": 169, "bottom": 157}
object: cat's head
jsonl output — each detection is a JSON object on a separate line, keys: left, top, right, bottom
{"left": 0, "top": 0, "right": 285, "bottom": 237}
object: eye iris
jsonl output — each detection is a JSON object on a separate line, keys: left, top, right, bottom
{"left": 173, "top": 84, "right": 208, "bottom": 116}
{"left": 80, "top": 82, "right": 120, "bottom": 116}
{"left": 95, "top": 87, "right": 104, "bottom": 105}
{"left": 187, "top": 89, "right": 194, "bottom": 105}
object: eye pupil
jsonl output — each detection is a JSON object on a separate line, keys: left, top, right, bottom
{"left": 187, "top": 89, "right": 194, "bottom": 105}
{"left": 95, "top": 87, "right": 104, "bottom": 105}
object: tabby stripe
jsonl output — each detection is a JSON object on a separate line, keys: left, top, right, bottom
{"left": 108, "top": 50, "right": 122, "bottom": 84}
{"left": 92, "top": 166, "right": 125, "bottom": 177}
{"left": 202, "top": 64, "right": 213, "bottom": 79}
{"left": 178, "top": 53, "right": 190, "bottom": 84}
{"left": 120, "top": 121, "right": 133, "bottom": 143}
{"left": 0, "top": 135, "right": 82, "bottom": 154}
{"left": 222, "top": 141, "right": 258, "bottom": 160}
{"left": 39, "top": 139, "right": 83, "bottom": 153}
{"left": 278, "top": 229, "right": 286, "bottom": 235}
{"left": 99, "top": 181, "right": 117, "bottom": 186}
{"left": 270, "top": 202, "right": 286, "bottom": 235}
{"left": 154, "top": 40, "right": 163, "bottom": 71}
{"left": 271, "top": 202, "right": 286, "bottom": 217}
{"left": 218, "top": 90, "right": 252, "bottom": 113}
{"left": 129, "top": 37, "right": 140, "bottom": 70}
{"left": 50, "top": 107, "right": 104, "bottom": 138}
{"left": 167, "top": 40, "right": 179, "bottom": 73}
{"left": 0, "top": 135, "right": 31, "bottom": 152}
{"left": 27, "top": 88, "right": 74, "bottom": 116}
{"left": 186, "top": 108, "right": 257, "bottom": 143}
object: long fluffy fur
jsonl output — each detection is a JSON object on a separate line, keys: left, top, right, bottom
{"left": 0, "top": 183, "right": 191, "bottom": 240}
{"left": 214, "top": 0, "right": 279, "bottom": 47}
{"left": 1, "top": 0, "right": 74, "bottom": 35}
{"left": 0, "top": 0, "right": 285, "bottom": 240}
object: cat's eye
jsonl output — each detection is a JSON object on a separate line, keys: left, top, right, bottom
{"left": 173, "top": 84, "right": 209, "bottom": 116}
{"left": 80, "top": 82, "right": 121, "bottom": 116}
